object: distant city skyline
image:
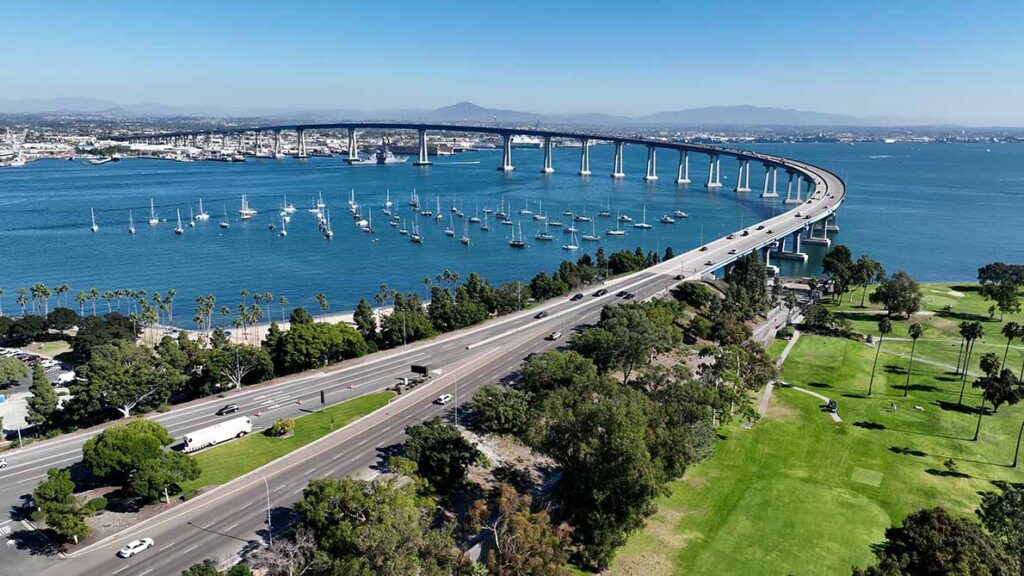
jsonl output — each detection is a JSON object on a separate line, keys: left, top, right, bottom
{"left": 2, "top": 1, "right": 1022, "bottom": 126}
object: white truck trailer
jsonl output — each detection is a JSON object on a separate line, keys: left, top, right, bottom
{"left": 182, "top": 416, "right": 252, "bottom": 453}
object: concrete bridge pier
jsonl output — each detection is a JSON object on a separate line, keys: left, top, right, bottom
{"left": 771, "top": 230, "right": 809, "bottom": 262}
{"left": 825, "top": 213, "right": 840, "bottom": 232}
{"left": 579, "top": 138, "right": 591, "bottom": 176}
{"left": 762, "top": 164, "right": 779, "bottom": 198}
{"left": 345, "top": 128, "right": 358, "bottom": 163}
{"left": 255, "top": 131, "right": 262, "bottom": 156}
{"left": 676, "top": 150, "right": 691, "bottom": 184}
{"left": 498, "top": 134, "right": 514, "bottom": 172}
{"left": 735, "top": 159, "right": 752, "bottom": 192}
{"left": 274, "top": 130, "right": 282, "bottom": 155}
{"left": 414, "top": 128, "right": 432, "bottom": 166}
{"left": 803, "top": 219, "right": 831, "bottom": 246}
{"left": 541, "top": 136, "right": 554, "bottom": 173}
{"left": 611, "top": 141, "right": 625, "bottom": 178}
{"left": 762, "top": 245, "right": 780, "bottom": 276}
{"left": 784, "top": 171, "right": 802, "bottom": 204}
{"left": 706, "top": 154, "right": 723, "bottom": 189}
{"left": 296, "top": 129, "right": 308, "bottom": 159}
{"left": 644, "top": 145, "right": 658, "bottom": 181}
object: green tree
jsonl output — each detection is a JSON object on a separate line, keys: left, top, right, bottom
{"left": 723, "top": 252, "right": 770, "bottom": 319}
{"left": 468, "top": 384, "right": 531, "bottom": 436}
{"left": 33, "top": 466, "right": 75, "bottom": 507}
{"left": 81, "top": 419, "right": 174, "bottom": 483}
{"left": 270, "top": 322, "right": 368, "bottom": 374}
{"left": 868, "top": 318, "right": 893, "bottom": 396}
{"left": 207, "top": 343, "right": 273, "bottom": 390}
{"left": 403, "top": 418, "right": 484, "bottom": 490}
{"left": 295, "top": 476, "right": 461, "bottom": 576}
{"left": 979, "top": 481, "right": 1024, "bottom": 573}
{"left": 1002, "top": 321, "right": 1021, "bottom": 368}
{"left": 46, "top": 307, "right": 80, "bottom": 335}
{"left": 904, "top": 323, "right": 923, "bottom": 397}
{"left": 129, "top": 451, "right": 201, "bottom": 502}
{"left": 26, "top": 361, "right": 60, "bottom": 428}
{"left": 353, "top": 298, "right": 377, "bottom": 344}
{"left": 596, "top": 304, "right": 672, "bottom": 384}
{"left": 958, "top": 321, "right": 985, "bottom": 405}
{"left": 869, "top": 270, "right": 922, "bottom": 319}
{"left": 180, "top": 559, "right": 221, "bottom": 576}
{"left": 852, "top": 507, "right": 1016, "bottom": 576}
{"left": 43, "top": 500, "right": 90, "bottom": 543}
{"left": 0, "top": 357, "right": 27, "bottom": 387}
{"left": 852, "top": 255, "right": 885, "bottom": 307}
{"left": 289, "top": 307, "right": 314, "bottom": 325}
{"left": 468, "top": 483, "right": 571, "bottom": 576}
{"left": 521, "top": 350, "right": 599, "bottom": 394}
{"left": 821, "top": 245, "right": 854, "bottom": 302}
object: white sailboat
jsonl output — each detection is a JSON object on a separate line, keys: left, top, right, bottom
{"left": 385, "top": 188, "right": 393, "bottom": 209}
{"left": 533, "top": 200, "right": 547, "bottom": 221}
{"left": 634, "top": 205, "right": 653, "bottom": 229}
{"left": 445, "top": 213, "right": 456, "bottom": 236}
{"left": 220, "top": 203, "right": 230, "bottom": 229}
{"left": 189, "top": 207, "right": 196, "bottom": 227}
{"left": 461, "top": 220, "right": 470, "bottom": 245}
{"left": 282, "top": 195, "right": 297, "bottom": 214}
{"left": 127, "top": 210, "right": 136, "bottom": 234}
{"left": 239, "top": 195, "right": 257, "bottom": 219}
{"left": 480, "top": 212, "right": 490, "bottom": 232}
{"left": 410, "top": 214, "right": 423, "bottom": 243}
{"left": 399, "top": 218, "right": 409, "bottom": 235}
{"left": 174, "top": 209, "right": 184, "bottom": 235}
{"left": 535, "top": 220, "right": 553, "bottom": 241}
{"left": 196, "top": 198, "right": 211, "bottom": 221}
{"left": 279, "top": 214, "right": 288, "bottom": 237}
{"left": 674, "top": 210, "right": 689, "bottom": 219}
{"left": 324, "top": 209, "right": 334, "bottom": 239}
{"left": 598, "top": 200, "right": 612, "bottom": 217}
{"left": 308, "top": 195, "right": 321, "bottom": 214}
{"left": 148, "top": 198, "right": 159, "bottom": 226}
{"left": 89, "top": 208, "right": 99, "bottom": 233}
{"left": 317, "top": 191, "right": 326, "bottom": 210}
{"left": 582, "top": 221, "right": 600, "bottom": 241}
{"left": 434, "top": 197, "right": 443, "bottom": 222}
{"left": 562, "top": 229, "right": 580, "bottom": 251}
{"left": 363, "top": 211, "right": 375, "bottom": 234}
{"left": 607, "top": 211, "right": 626, "bottom": 236}
{"left": 509, "top": 222, "right": 527, "bottom": 248}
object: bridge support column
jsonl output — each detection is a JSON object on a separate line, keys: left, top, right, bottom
{"left": 498, "top": 134, "right": 514, "bottom": 172}
{"left": 345, "top": 128, "right": 358, "bottom": 163}
{"left": 274, "top": 130, "right": 282, "bottom": 155}
{"left": 578, "top": 138, "right": 591, "bottom": 175}
{"left": 644, "top": 145, "right": 658, "bottom": 181}
{"left": 611, "top": 141, "right": 625, "bottom": 178}
{"left": 826, "top": 213, "right": 840, "bottom": 232}
{"left": 762, "top": 165, "right": 779, "bottom": 198}
{"left": 735, "top": 159, "right": 751, "bottom": 192}
{"left": 706, "top": 154, "right": 723, "bottom": 188}
{"left": 541, "top": 136, "right": 554, "bottom": 173}
{"left": 763, "top": 245, "right": 779, "bottom": 275}
{"left": 414, "top": 128, "right": 431, "bottom": 166}
{"left": 297, "top": 129, "right": 307, "bottom": 159}
{"left": 784, "top": 170, "right": 800, "bottom": 204}
{"left": 803, "top": 219, "right": 832, "bottom": 246}
{"left": 676, "top": 150, "right": 690, "bottom": 184}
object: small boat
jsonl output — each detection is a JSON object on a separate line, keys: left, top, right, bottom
{"left": 148, "top": 198, "right": 160, "bottom": 226}
{"left": 434, "top": 197, "right": 443, "bottom": 221}
{"left": 189, "top": 207, "right": 196, "bottom": 227}
{"left": 634, "top": 205, "right": 653, "bottom": 229}
{"left": 581, "top": 221, "right": 600, "bottom": 242}
{"left": 268, "top": 222, "right": 276, "bottom": 231}
{"left": 316, "top": 191, "right": 326, "bottom": 210}
{"left": 674, "top": 210, "right": 689, "bottom": 219}
{"left": 127, "top": 210, "right": 136, "bottom": 234}
{"left": 399, "top": 219, "right": 409, "bottom": 235}
{"left": 444, "top": 214, "right": 456, "bottom": 236}
{"left": 482, "top": 207, "right": 494, "bottom": 214}
{"left": 174, "top": 209, "right": 184, "bottom": 235}
{"left": 389, "top": 215, "right": 399, "bottom": 227}
{"left": 410, "top": 218, "right": 423, "bottom": 243}
{"left": 196, "top": 198, "right": 211, "bottom": 221}
{"left": 308, "top": 195, "right": 321, "bottom": 215}
{"left": 562, "top": 209, "right": 574, "bottom": 217}
{"left": 480, "top": 212, "right": 490, "bottom": 232}
{"left": 607, "top": 211, "right": 626, "bottom": 236}
{"left": 385, "top": 189, "right": 393, "bottom": 209}
{"left": 574, "top": 210, "right": 592, "bottom": 222}
{"left": 548, "top": 220, "right": 563, "bottom": 228}
{"left": 562, "top": 229, "right": 580, "bottom": 251}
{"left": 279, "top": 215, "right": 288, "bottom": 237}
{"left": 324, "top": 209, "right": 335, "bottom": 239}
{"left": 282, "top": 195, "right": 297, "bottom": 214}
{"left": 461, "top": 221, "right": 470, "bottom": 245}
{"left": 598, "top": 201, "right": 612, "bottom": 218}
{"left": 239, "top": 195, "right": 257, "bottom": 220}
{"left": 496, "top": 196, "right": 508, "bottom": 220}
{"left": 660, "top": 215, "right": 676, "bottom": 224}
{"left": 509, "top": 222, "right": 527, "bottom": 248}
{"left": 618, "top": 213, "right": 634, "bottom": 223}
{"left": 469, "top": 212, "right": 481, "bottom": 224}
{"left": 90, "top": 208, "right": 99, "bottom": 233}
{"left": 220, "top": 203, "right": 230, "bottom": 229}
{"left": 535, "top": 221, "right": 553, "bottom": 241}
{"left": 363, "top": 211, "right": 375, "bottom": 234}
{"left": 564, "top": 225, "right": 578, "bottom": 234}
{"left": 409, "top": 188, "right": 420, "bottom": 209}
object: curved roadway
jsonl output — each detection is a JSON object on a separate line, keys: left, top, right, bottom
{"left": 0, "top": 130, "right": 845, "bottom": 576}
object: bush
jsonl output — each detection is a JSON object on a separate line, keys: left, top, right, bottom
{"left": 267, "top": 418, "right": 294, "bottom": 437}
{"left": 776, "top": 326, "right": 795, "bottom": 339}
{"left": 675, "top": 282, "right": 715, "bottom": 310}
{"left": 155, "top": 403, "right": 172, "bottom": 413}
{"left": 29, "top": 510, "right": 44, "bottom": 523}
{"left": 86, "top": 497, "right": 108, "bottom": 512}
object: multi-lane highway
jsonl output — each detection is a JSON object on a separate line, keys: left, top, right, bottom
{"left": 0, "top": 150, "right": 845, "bottom": 576}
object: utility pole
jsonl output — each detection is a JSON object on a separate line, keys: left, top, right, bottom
{"left": 261, "top": 475, "right": 272, "bottom": 547}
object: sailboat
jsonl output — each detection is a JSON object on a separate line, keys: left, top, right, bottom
{"left": 451, "top": 198, "right": 459, "bottom": 213}
{"left": 434, "top": 197, "right": 443, "bottom": 222}
{"left": 460, "top": 220, "right": 470, "bottom": 245}
{"left": 410, "top": 214, "right": 423, "bottom": 243}
{"left": 316, "top": 191, "right": 326, "bottom": 210}
{"left": 598, "top": 200, "right": 612, "bottom": 218}
{"left": 518, "top": 197, "right": 533, "bottom": 216}
{"left": 562, "top": 229, "right": 580, "bottom": 251}
{"left": 618, "top": 212, "right": 634, "bottom": 223}
{"left": 399, "top": 218, "right": 409, "bottom": 235}
{"left": 279, "top": 214, "right": 288, "bottom": 237}
{"left": 660, "top": 214, "right": 676, "bottom": 224}
{"left": 674, "top": 210, "right": 689, "bottom": 219}
{"left": 574, "top": 208, "right": 591, "bottom": 222}
{"left": 383, "top": 189, "right": 392, "bottom": 216}
{"left": 444, "top": 214, "right": 456, "bottom": 236}
{"left": 282, "top": 195, "right": 296, "bottom": 214}
{"left": 496, "top": 196, "right": 508, "bottom": 220}
{"left": 582, "top": 221, "right": 600, "bottom": 242}
{"left": 324, "top": 209, "right": 334, "bottom": 239}
{"left": 174, "top": 209, "right": 184, "bottom": 235}
{"left": 127, "top": 210, "right": 136, "bottom": 234}
{"left": 548, "top": 218, "right": 563, "bottom": 227}
{"left": 634, "top": 205, "right": 653, "bottom": 229}
{"left": 469, "top": 201, "right": 481, "bottom": 223}
{"left": 607, "top": 211, "right": 626, "bottom": 236}
{"left": 509, "top": 222, "right": 527, "bottom": 248}
{"left": 389, "top": 215, "right": 399, "bottom": 227}
{"left": 189, "top": 207, "right": 196, "bottom": 227}
{"left": 363, "top": 211, "right": 375, "bottom": 234}
{"left": 89, "top": 208, "right": 99, "bottom": 233}
{"left": 533, "top": 200, "right": 547, "bottom": 221}
{"left": 148, "top": 198, "right": 159, "bottom": 226}
{"left": 562, "top": 209, "right": 574, "bottom": 217}
{"left": 196, "top": 198, "right": 211, "bottom": 221}
{"left": 480, "top": 212, "right": 490, "bottom": 232}
{"left": 308, "top": 195, "right": 321, "bottom": 215}
{"left": 239, "top": 195, "right": 257, "bottom": 219}
{"left": 483, "top": 205, "right": 493, "bottom": 215}
{"left": 535, "top": 220, "right": 553, "bottom": 241}
{"left": 220, "top": 203, "right": 230, "bottom": 229}
{"left": 420, "top": 195, "right": 434, "bottom": 218}
{"left": 409, "top": 188, "right": 420, "bottom": 209}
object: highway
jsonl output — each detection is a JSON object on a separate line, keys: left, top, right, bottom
{"left": 0, "top": 151, "right": 843, "bottom": 575}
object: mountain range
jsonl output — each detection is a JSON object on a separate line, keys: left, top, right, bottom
{"left": 0, "top": 98, "right": 941, "bottom": 127}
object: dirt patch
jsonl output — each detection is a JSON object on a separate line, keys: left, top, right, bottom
{"left": 614, "top": 508, "right": 687, "bottom": 576}
{"left": 948, "top": 290, "right": 965, "bottom": 298}
{"left": 766, "top": 397, "right": 799, "bottom": 421}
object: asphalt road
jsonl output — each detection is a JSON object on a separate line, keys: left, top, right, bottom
{"left": 0, "top": 154, "right": 842, "bottom": 576}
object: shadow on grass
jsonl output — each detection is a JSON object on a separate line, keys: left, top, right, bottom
{"left": 949, "top": 285, "right": 980, "bottom": 294}
{"left": 805, "top": 381, "right": 832, "bottom": 389}
{"left": 883, "top": 365, "right": 908, "bottom": 376}
{"left": 907, "top": 383, "right": 939, "bottom": 392}
{"left": 853, "top": 421, "right": 886, "bottom": 431}
{"left": 935, "top": 400, "right": 980, "bottom": 415}
{"left": 936, "top": 310, "right": 991, "bottom": 323}
{"left": 841, "top": 393, "right": 868, "bottom": 399}
{"left": 889, "top": 446, "right": 927, "bottom": 457}
{"left": 925, "top": 468, "right": 972, "bottom": 479}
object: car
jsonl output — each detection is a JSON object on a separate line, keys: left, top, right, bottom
{"left": 546, "top": 331, "right": 562, "bottom": 341}
{"left": 726, "top": 233, "right": 736, "bottom": 239}
{"left": 216, "top": 404, "right": 239, "bottom": 416}
{"left": 699, "top": 246, "right": 708, "bottom": 252}
{"left": 435, "top": 394, "right": 453, "bottom": 405}
{"left": 622, "top": 292, "right": 635, "bottom": 300}
{"left": 0, "top": 458, "right": 7, "bottom": 469}
{"left": 117, "top": 538, "right": 155, "bottom": 558}
{"left": 804, "top": 214, "right": 812, "bottom": 219}
{"left": 534, "top": 310, "right": 549, "bottom": 319}
{"left": 570, "top": 293, "right": 584, "bottom": 301}
{"left": 826, "top": 399, "right": 838, "bottom": 414}
{"left": 728, "top": 248, "right": 737, "bottom": 254}
{"left": 704, "top": 260, "right": 716, "bottom": 266}
{"left": 673, "top": 274, "right": 683, "bottom": 280}
{"left": 594, "top": 288, "right": 608, "bottom": 296}
{"left": 794, "top": 212, "right": 802, "bottom": 218}
{"left": 756, "top": 225, "right": 765, "bottom": 230}
{"left": 741, "top": 230, "right": 750, "bottom": 236}
{"left": 766, "top": 229, "right": 773, "bottom": 234}
{"left": 615, "top": 290, "right": 628, "bottom": 297}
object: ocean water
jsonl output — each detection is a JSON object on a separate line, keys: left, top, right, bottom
{"left": 0, "top": 142, "right": 1021, "bottom": 325}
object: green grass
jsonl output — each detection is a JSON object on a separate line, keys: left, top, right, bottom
{"left": 18, "top": 340, "right": 72, "bottom": 358}
{"left": 766, "top": 338, "right": 789, "bottom": 361}
{"left": 612, "top": 283, "right": 1024, "bottom": 576}
{"left": 180, "top": 391, "right": 393, "bottom": 496}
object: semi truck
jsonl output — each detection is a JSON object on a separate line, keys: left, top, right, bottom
{"left": 182, "top": 416, "right": 252, "bottom": 453}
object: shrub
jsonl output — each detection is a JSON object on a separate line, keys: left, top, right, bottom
{"left": 156, "top": 403, "right": 172, "bottom": 413}
{"left": 86, "top": 497, "right": 108, "bottom": 512}
{"left": 267, "top": 418, "right": 294, "bottom": 437}
{"left": 29, "top": 510, "right": 44, "bottom": 523}
{"left": 675, "top": 282, "right": 715, "bottom": 310}
{"left": 776, "top": 326, "right": 795, "bottom": 339}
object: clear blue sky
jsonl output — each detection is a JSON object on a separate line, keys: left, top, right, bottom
{"left": 2, "top": 0, "right": 1022, "bottom": 125}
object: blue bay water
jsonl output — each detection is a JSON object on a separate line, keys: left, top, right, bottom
{"left": 0, "top": 142, "right": 1021, "bottom": 326}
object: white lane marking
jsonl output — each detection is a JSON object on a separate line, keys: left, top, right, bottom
{"left": 135, "top": 569, "right": 154, "bottom": 576}
{"left": 181, "top": 545, "right": 199, "bottom": 555}
{"left": 356, "top": 439, "right": 367, "bottom": 446}
{"left": 273, "top": 485, "right": 284, "bottom": 493}
{"left": 224, "top": 522, "right": 238, "bottom": 531}
{"left": 292, "top": 487, "right": 304, "bottom": 495}
{"left": 15, "top": 473, "right": 48, "bottom": 485}
{"left": 158, "top": 541, "right": 176, "bottom": 551}
{"left": 305, "top": 468, "right": 316, "bottom": 475}
{"left": 111, "top": 565, "right": 130, "bottom": 575}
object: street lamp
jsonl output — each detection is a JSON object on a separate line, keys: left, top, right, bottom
{"left": 260, "top": 474, "right": 272, "bottom": 547}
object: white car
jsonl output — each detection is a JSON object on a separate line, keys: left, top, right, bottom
{"left": 117, "top": 538, "right": 154, "bottom": 558}
{"left": 546, "top": 331, "right": 562, "bottom": 341}
{"left": 435, "top": 394, "right": 453, "bottom": 405}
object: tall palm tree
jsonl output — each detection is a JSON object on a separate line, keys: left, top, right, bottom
{"left": 973, "top": 354, "right": 1002, "bottom": 442}
{"left": 957, "top": 321, "right": 985, "bottom": 405}
{"left": 165, "top": 289, "right": 177, "bottom": 324}
{"left": 103, "top": 290, "right": 116, "bottom": 314}
{"left": 905, "top": 323, "right": 923, "bottom": 397}
{"left": 75, "top": 291, "right": 87, "bottom": 316}
{"left": 955, "top": 321, "right": 970, "bottom": 375}
{"left": 1002, "top": 321, "right": 1021, "bottom": 369}
{"left": 315, "top": 293, "right": 329, "bottom": 322}
{"left": 1018, "top": 324, "right": 1024, "bottom": 381}
{"left": 261, "top": 292, "right": 274, "bottom": 323}
{"left": 278, "top": 296, "right": 288, "bottom": 323}
{"left": 784, "top": 291, "right": 798, "bottom": 325}
{"left": 16, "top": 288, "right": 28, "bottom": 316}
{"left": 56, "top": 284, "right": 71, "bottom": 308}
{"left": 868, "top": 317, "right": 893, "bottom": 396}
{"left": 89, "top": 287, "right": 100, "bottom": 316}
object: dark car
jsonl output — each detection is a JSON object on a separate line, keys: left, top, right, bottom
{"left": 623, "top": 292, "right": 635, "bottom": 300}
{"left": 534, "top": 310, "right": 549, "bottom": 319}
{"left": 570, "top": 293, "right": 584, "bottom": 301}
{"left": 616, "top": 290, "right": 628, "bottom": 297}
{"left": 216, "top": 404, "right": 239, "bottom": 416}
{"left": 699, "top": 246, "right": 709, "bottom": 252}
{"left": 594, "top": 288, "right": 609, "bottom": 296}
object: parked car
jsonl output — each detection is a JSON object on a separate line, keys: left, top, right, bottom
{"left": 117, "top": 538, "right": 154, "bottom": 558}
{"left": 216, "top": 404, "right": 239, "bottom": 416}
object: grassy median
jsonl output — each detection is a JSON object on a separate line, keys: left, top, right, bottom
{"left": 180, "top": 391, "right": 394, "bottom": 497}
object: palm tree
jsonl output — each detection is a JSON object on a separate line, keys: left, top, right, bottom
{"left": 56, "top": 284, "right": 71, "bottom": 308}
{"left": 16, "top": 288, "right": 28, "bottom": 316}
{"left": 165, "top": 289, "right": 176, "bottom": 324}
{"left": 89, "top": 287, "right": 100, "bottom": 316}
{"left": 955, "top": 321, "right": 970, "bottom": 375}
{"left": 278, "top": 295, "right": 288, "bottom": 323}
{"left": 376, "top": 283, "right": 391, "bottom": 323}
{"left": 905, "top": 323, "right": 923, "bottom": 397}
{"left": 973, "top": 353, "right": 1002, "bottom": 442}
{"left": 1002, "top": 321, "right": 1021, "bottom": 369}
{"left": 957, "top": 321, "right": 985, "bottom": 405}
{"left": 868, "top": 317, "right": 892, "bottom": 396}
{"left": 103, "top": 290, "right": 116, "bottom": 314}
{"left": 784, "top": 291, "right": 798, "bottom": 325}
{"left": 261, "top": 292, "right": 274, "bottom": 323}
{"left": 75, "top": 291, "right": 87, "bottom": 316}
{"left": 1018, "top": 324, "right": 1024, "bottom": 381}
{"left": 315, "top": 293, "right": 329, "bottom": 322}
